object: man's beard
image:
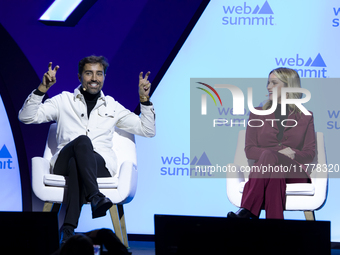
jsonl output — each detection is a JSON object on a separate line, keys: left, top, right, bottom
{"left": 83, "top": 81, "right": 102, "bottom": 94}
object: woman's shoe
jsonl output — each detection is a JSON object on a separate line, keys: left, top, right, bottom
{"left": 227, "top": 208, "right": 258, "bottom": 219}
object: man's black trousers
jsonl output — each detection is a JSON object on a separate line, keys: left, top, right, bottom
{"left": 53, "top": 135, "right": 111, "bottom": 228}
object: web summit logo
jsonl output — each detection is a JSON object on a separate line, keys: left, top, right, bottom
{"left": 0, "top": 145, "right": 13, "bottom": 170}
{"left": 222, "top": 1, "right": 274, "bottom": 26}
{"left": 332, "top": 7, "right": 340, "bottom": 27}
{"left": 160, "top": 153, "right": 214, "bottom": 177}
{"left": 275, "top": 53, "right": 327, "bottom": 78}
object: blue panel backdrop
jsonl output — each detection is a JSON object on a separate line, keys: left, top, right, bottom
{"left": 0, "top": 96, "right": 22, "bottom": 211}
{"left": 124, "top": 0, "right": 340, "bottom": 242}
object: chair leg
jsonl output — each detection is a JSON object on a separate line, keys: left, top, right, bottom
{"left": 109, "top": 205, "right": 124, "bottom": 245}
{"left": 304, "top": 211, "right": 315, "bottom": 221}
{"left": 43, "top": 202, "right": 61, "bottom": 213}
{"left": 43, "top": 202, "right": 53, "bottom": 212}
{"left": 117, "top": 204, "right": 129, "bottom": 248}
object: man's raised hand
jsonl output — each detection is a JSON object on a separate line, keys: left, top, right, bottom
{"left": 38, "top": 62, "right": 59, "bottom": 93}
{"left": 139, "top": 71, "right": 151, "bottom": 102}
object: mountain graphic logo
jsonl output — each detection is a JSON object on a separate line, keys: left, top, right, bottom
{"left": 252, "top": 1, "right": 274, "bottom": 14}
{"left": 304, "top": 53, "right": 327, "bottom": 67}
{"left": 191, "top": 152, "right": 212, "bottom": 166}
{"left": 190, "top": 152, "right": 214, "bottom": 177}
{"left": 0, "top": 145, "right": 12, "bottom": 158}
{"left": 196, "top": 82, "right": 223, "bottom": 106}
{"left": 0, "top": 145, "right": 14, "bottom": 170}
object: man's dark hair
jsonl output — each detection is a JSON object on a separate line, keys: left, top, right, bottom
{"left": 78, "top": 55, "right": 109, "bottom": 75}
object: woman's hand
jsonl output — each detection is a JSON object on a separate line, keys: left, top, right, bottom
{"left": 278, "top": 147, "right": 296, "bottom": 160}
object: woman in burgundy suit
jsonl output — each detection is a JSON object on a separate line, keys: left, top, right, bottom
{"left": 227, "top": 67, "right": 315, "bottom": 219}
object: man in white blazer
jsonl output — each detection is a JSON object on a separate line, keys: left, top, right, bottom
{"left": 19, "top": 55, "right": 155, "bottom": 245}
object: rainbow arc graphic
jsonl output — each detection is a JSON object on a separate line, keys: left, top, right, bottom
{"left": 196, "top": 82, "right": 223, "bottom": 106}
{"left": 196, "top": 82, "right": 223, "bottom": 115}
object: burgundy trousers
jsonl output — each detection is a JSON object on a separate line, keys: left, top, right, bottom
{"left": 241, "top": 150, "right": 310, "bottom": 219}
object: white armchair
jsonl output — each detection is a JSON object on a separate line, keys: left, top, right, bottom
{"left": 31, "top": 123, "right": 137, "bottom": 247}
{"left": 226, "top": 130, "right": 328, "bottom": 220}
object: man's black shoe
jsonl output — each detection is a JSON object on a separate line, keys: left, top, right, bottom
{"left": 227, "top": 208, "right": 258, "bottom": 219}
{"left": 91, "top": 195, "right": 113, "bottom": 219}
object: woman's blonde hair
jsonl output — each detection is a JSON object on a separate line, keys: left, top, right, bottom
{"left": 263, "top": 67, "right": 302, "bottom": 114}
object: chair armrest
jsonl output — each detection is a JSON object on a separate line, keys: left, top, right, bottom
{"left": 226, "top": 163, "right": 246, "bottom": 181}
{"left": 31, "top": 157, "right": 51, "bottom": 199}
{"left": 32, "top": 156, "right": 50, "bottom": 172}
{"left": 117, "top": 161, "right": 138, "bottom": 204}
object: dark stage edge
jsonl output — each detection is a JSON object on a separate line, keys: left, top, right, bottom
{"left": 1, "top": 212, "right": 338, "bottom": 254}
{"left": 128, "top": 241, "right": 340, "bottom": 255}
{"left": 0, "top": 212, "right": 59, "bottom": 254}
{"left": 154, "top": 215, "right": 332, "bottom": 255}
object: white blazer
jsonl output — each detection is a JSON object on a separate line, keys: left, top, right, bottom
{"left": 18, "top": 85, "right": 156, "bottom": 176}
